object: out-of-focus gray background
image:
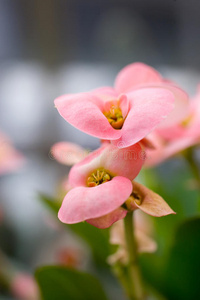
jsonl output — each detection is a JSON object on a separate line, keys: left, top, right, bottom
{"left": 0, "top": 0, "right": 200, "bottom": 299}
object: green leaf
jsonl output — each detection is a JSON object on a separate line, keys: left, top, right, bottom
{"left": 39, "top": 194, "right": 110, "bottom": 265}
{"left": 140, "top": 217, "right": 200, "bottom": 300}
{"left": 142, "top": 163, "right": 199, "bottom": 254}
{"left": 35, "top": 266, "right": 109, "bottom": 300}
{"left": 162, "top": 217, "right": 200, "bottom": 299}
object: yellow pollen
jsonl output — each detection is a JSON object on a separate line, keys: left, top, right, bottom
{"left": 132, "top": 191, "right": 142, "bottom": 205}
{"left": 104, "top": 105, "right": 124, "bottom": 129}
{"left": 87, "top": 169, "right": 112, "bottom": 187}
{"left": 123, "top": 191, "right": 142, "bottom": 211}
{"left": 181, "top": 114, "right": 193, "bottom": 128}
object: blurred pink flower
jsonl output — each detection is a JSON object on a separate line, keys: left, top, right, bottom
{"left": 58, "top": 143, "right": 144, "bottom": 228}
{"left": 145, "top": 85, "right": 200, "bottom": 167}
{"left": 11, "top": 273, "right": 39, "bottom": 300}
{"left": 54, "top": 63, "right": 188, "bottom": 148}
{"left": 108, "top": 211, "right": 157, "bottom": 265}
{"left": 57, "top": 248, "right": 82, "bottom": 268}
{"left": 51, "top": 142, "right": 88, "bottom": 166}
{"left": 0, "top": 132, "right": 24, "bottom": 175}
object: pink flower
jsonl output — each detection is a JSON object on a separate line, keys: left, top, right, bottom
{"left": 11, "top": 273, "right": 39, "bottom": 300}
{"left": 144, "top": 133, "right": 196, "bottom": 167}
{"left": 58, "top": 143, "right": 174, "bottom": 228}
{"left": 0, "top": 132, "right": 24, "bottom": 175}
{"left": 156, "top": 85, "right": 200, "bottom": 141}
{"left": 145, "top": 85, "right": 200, "bottom": 167}
{"left": 58, "top": 143, "right": 144, "bottom": 228}
{"left": 57, "top": 248, "right": 82, "bottom": 268}
{"left": 55, "top": 63, "right": 188, "bottom": 148}
{"left": 50, "top": 142, "right": 90, "bottom": 196}
{"left": 51, "top": 142, "right": 88, "bottom": 166}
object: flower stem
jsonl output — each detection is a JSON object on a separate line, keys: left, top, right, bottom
{"left": 124, "top": 212, "right": 145, "bottom": 300}
{"left": 112, "top": 263, "right": 131, "bottom": 298}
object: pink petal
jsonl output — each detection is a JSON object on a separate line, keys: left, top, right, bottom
{"left": 153, "top": 84, "right": 189, "bottom": 128}
{"left": 0, "top": 133, "right": 25, "bottom": 175}
{"left": 61, "top": 177, "right": 73, "bottom": 192}
{"left": 115, "top": 62, "right": 162, "bottom": 94}
{"left": 187, "top": 92, "right": 200, "bottom": 136}
{"left": 58, "top": 176, "right": 132, "bottom": 224}
{"left": 109, "top": 219, "right": 125, "bottom": 246}
{"left": 164, "top": 138, "right": 198, "bottom": 157}
{"left": 54, "top": 93, "right": 121, "bottom": 140}
{"left": 135, "top": 229, "right": 157, "bottom": 253}
{"left": 143, "top": 134, "right": 167, "bottom": 167}
{"left": 130, "top": 181, "right": 175, "bottom": 217}
{"left": 102, "top": 143, "right": 144, "bottom": 180}
{"left": 156, "top": 124, "right": 186, "bottom": 141}
{"left": 139, "top": 137, "right": 156, "bottom": 149}
{"left": 86, "top": 207, "right": 127, "bottom": 229}
{"left": 68, "top": 143, "right": 144, "bottom": 187}
{"left": 107, "top": 248, "right": 127, "bottom": 265}
{"left": 112, "top": 87, "right": 175, "bottom": 148}
{"left": 119, "top": 94, "right": 130, "bottom": 119}
{"left": 145, "top": 136, "right": 198, "bottom": 167}
{"left": 109, "top": 211, "right": 157, "bottom": 252}
{"left": 68, "top": 145, "right": 107, "bottom": 187}
{"left": 11, "top": 273, "right": 39, "bottom": 300}
{"left": 51, "top": 142, "right": 87, "bottom": 166}
{"left": 0, "top": 153, "right": 24, "bottom": 175}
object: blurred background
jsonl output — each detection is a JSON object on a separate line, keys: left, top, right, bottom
{"left": 0, "top": 0, "right": 200, "bottom": 299}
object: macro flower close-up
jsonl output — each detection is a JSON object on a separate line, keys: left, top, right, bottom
{"left": 54, "top": 63, "right": 189, "bottom": 148}
{"left": 53, "top": 141, "right": 175, "bottom": 229}
{"left": 58, "top": 143, "right": 144, "bottom": 228}
{"left": 1, "top": 2, "right": 200, "bottom": 300}
{"left": 145, "top": 85, "right": 200, "bottom": 167}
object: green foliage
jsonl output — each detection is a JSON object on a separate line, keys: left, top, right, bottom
{"left": 141, "top": 217, "right": 200, "bottom": 300}
{"left": 139, "top": 161, "right": 200, "bottom": 299}
{"left": 163, "top": 217, "right": 200, "bottom": 299}
{"left": 39, "top": 194, "right": 110, "bottom": 266}
{"left": 142, "top": 161, "right": 199, "bottom": 253}
{"left": 35, "top": 266, "right": 109, "bottom": 300}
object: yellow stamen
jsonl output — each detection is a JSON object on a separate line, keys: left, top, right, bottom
{"left": 86, "top": 169, "right": 112, "bottom": 187}
{"left": 104, "top": 104, "right": 124, "bottom": 129}
{"left": 181, "top": 114, "right": 193, "bottom": 127}
{"left": 123, "top": 191, "right": 142, "bottom": 211}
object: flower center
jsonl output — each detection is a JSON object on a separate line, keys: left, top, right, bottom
{"left": 87, "top": 169, "right": 112, "bottom": 187}
{"left": 104, "top": 105, "right": 124, "bottom": 129}
{"left": 122, "top": 191, "right": 142, "bottom": 211}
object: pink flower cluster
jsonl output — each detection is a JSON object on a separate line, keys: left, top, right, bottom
{"left": 145, "top": 85, "right": 200, "bottom": 167}
{"left": 53, "top": 62, "right": 190, "bottom": 228}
